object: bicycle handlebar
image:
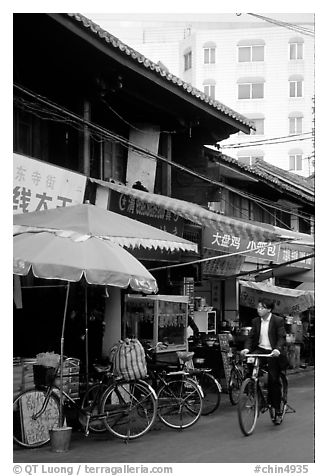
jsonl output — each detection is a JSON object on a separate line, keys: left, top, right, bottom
{"left": 144, "top": 342, "right": 169, "bottom": 353}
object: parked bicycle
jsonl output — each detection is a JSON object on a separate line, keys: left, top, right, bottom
{"left": 13, "top": 357, "right": 158, "bottom": 448}
{"left": 227, "top": 350, "right": 246, "bottom": 406}
{"left": 237, "top": 354, "right": 295, "bottom": 436}
{"left": 145, "top": 344, "right": 204, "bottom": 429}
{"left": 177, "top": 351, "right": 222, "bottom": 415}
{"left": 80, "top": 363, "right": 116, "bottom": 433}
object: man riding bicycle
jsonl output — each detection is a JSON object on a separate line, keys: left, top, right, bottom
{"left": 240, "top": 298, "right": 288, "bottom": 424}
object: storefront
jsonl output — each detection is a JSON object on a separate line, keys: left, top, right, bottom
{"left": 13, "top": 157, "right": 200, "bottom": 395}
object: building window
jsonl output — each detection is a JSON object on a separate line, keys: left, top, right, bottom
{"left": 289, "top": 75, "right": 303, "bottom": 97}
{"left": 238, "top": 44, "right": 264, "bottom": 62}
{"left": 204, "top": 84, "right": 215, "bottom": 99}
{"left": 289, "top": 153, "right": 303, "bottom": 171}
{"left": 289, "top": 115, "right": 303, "bottom": 134}
{"left": 184, "top": 51, "right": 192, "bottom": 71}
{"left": 289, "top": 37, "right": 304, "bottom": 60}
{"left": 238, "top": 154, "right": 263, "bottom": 166}
{"left": 289, "top": 80, "right": 303, "bottom": 97}
{"left": 203, "top": 41, "right": 216, "bottom": 64}
{"left": 203, "top": 79, "right": 216, "bottom": 99}
{"left": 250, "top": 118, "right": 264, "bottom": 135}
{"left": 204, "top": 47, "right": 216, "bottom": 64}
{"left": 238, "top": 82, "right": 264, "bottom": 99}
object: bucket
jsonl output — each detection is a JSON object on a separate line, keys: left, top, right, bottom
{"left": 49, "top": 426, "right": 72, "bottom": 453}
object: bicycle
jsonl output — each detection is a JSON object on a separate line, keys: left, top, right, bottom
{"left": 227, "top": 350, "right": 246, "bottom": 406}
{"left": 145, "top": 344, "right": 204, "bottom": 430}
{"left": 80, "top": 363, "right": 116, "bottom": 433}
{"left": 237, "top": 354, "right": 295, "bottom": 436}
{"left": 177, "top": 351, "right": 222, "bottom": 415}
{"left": 13, "top": 358, "right": 158, "bottom": 448}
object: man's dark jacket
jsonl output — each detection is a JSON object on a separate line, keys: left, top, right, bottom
{"left": 245, "top": 314, "right": 288, "bottom": 368}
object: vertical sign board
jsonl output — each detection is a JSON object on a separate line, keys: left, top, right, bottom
{"left": 126, "top": 125, "right": 160, "bottom": 193}
{"left": 13, "top": 153, "right": 87, "bottom": 214}
{"left": 218, "top": 334, "right": 231, "bottom": 389}
{"left": 183, "top": 277, "right": 195, "bottom": 318}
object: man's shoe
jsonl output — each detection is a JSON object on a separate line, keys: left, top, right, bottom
{"left": 273, "top": 410, "right": 283, "bottom": 425}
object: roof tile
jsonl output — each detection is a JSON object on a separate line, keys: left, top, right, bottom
{"left": 66, "top": 13, "right": 254, "bottom": 130}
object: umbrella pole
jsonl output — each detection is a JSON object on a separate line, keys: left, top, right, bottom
{"left": 59, "top": 282, "right": 70, "bottom": 427}
{"left": 85, "top": 286, "right": 89, "bottom": 392}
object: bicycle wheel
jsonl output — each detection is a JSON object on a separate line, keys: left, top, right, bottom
{"left": 80, "top": 383, "right": 108, "bottom": 433}
{"left": 228, "top": 367, "right": 243, "bottom": 406}
{"left": 99, "top": 380, "right": 157, "bottom": 440}
{"left": 238, "top": 378, "right": 259, "bottom": 436}
{"left": 157, "top": 377, "right": 203, "bottom": 429}
{"left": 195, "top": 371, "right": 221, "bottom": 415}
{"left": 13, "top": 389, "right": 60, "bottom": 448}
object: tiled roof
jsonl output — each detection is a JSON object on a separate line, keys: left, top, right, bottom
{"left": 251, "top": 159, "right": 314, "bottom": 194}
{"left": 65, "top": 13, "right": 254, "bottom": 130}
{"left": 205, "top": 147, "right": 314, "bottom": 203}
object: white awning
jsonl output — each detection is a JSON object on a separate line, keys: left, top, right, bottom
{"left": 239, "top": 279, "right": 314, "bottom": 314}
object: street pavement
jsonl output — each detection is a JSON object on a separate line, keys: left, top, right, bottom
{"left": 12, "top": 367, "right": 314, "bottom": 464}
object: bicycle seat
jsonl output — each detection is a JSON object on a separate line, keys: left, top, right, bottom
{"left": 93, "top": 364, "right": 112, "bottom": 374}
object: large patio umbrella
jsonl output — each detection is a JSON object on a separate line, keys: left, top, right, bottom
{"left": 13, "top": 203, "right": 198, "bottom": 425}
{"left": 13, "top": 203, "right": 198, "bottom": 253}
{"left": 13, "top": 230, "right": 159, "bottom": 426}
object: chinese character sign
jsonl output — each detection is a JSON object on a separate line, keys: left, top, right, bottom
{"left": 202, "top": 248, "right": 245, "bottom": 276}
{"left": 203, "top": 226, "right": 279, "bottom": 262}
{"left": 13, "top": 153, "right": 87, "bottom": 214}
{"left": 105, "top": 187, "right": 184, "bottom": 236}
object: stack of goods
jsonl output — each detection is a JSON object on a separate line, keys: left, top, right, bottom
{"left": 62, "top": 358, "right": 80, "bottom": 399}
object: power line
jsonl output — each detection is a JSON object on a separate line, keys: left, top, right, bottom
{"left": 220, "top": 132, "right": 313, "bottom": 149}
{"left": 14, "top": 83, "right": 314, "bottom": 221}
{"left": 246, "top": 13, "right": 315, "bottom": 37}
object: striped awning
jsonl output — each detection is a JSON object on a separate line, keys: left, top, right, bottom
{"left": 91, "top": 179, "right": 285, "bottom": 244}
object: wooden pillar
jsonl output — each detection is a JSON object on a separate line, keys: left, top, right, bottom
{"left": 162, "top": 133, "right": 172, "bottom": 196}
{"left": 83, "top": 100, "right": 91, "bottom": 176}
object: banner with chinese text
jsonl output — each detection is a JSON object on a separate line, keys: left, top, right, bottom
{"left": 203, "top": 225, "right": 280, "bottom": 262}
{"left": 13, "top": 153, "right": 87, "bottom": 214}
{"left": 202, "top": 248, "right": 245, "bottom": 276}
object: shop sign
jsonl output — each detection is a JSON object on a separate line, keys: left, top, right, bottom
{"left": 203, "top": 226, "right": 280, "bottom": 262}
{"left": 202, "top": 248, "right": 245, "bottom": 276}
{"left": 278, "top": 244, "right": 312, "bottom": 269}
{"left": 13, "top": 153, "right": 87, "bottom": 214}
{"left": 108, "top": 187, "right": 184, "bottom": 237}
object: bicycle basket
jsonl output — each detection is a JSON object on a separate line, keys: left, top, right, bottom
{"left": 33, "top": 364, "right": 57, "bottom": 387}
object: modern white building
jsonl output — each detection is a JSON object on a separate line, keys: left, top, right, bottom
{"left": 89, "top": 14, "right": 315, "bottom": 178}
{"left": 179, "top": 16, "right": 315, "bottom": 177}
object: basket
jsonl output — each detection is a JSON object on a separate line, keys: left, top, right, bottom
{"left": 33, "top": 364, "right": 57, "bottom": 388}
